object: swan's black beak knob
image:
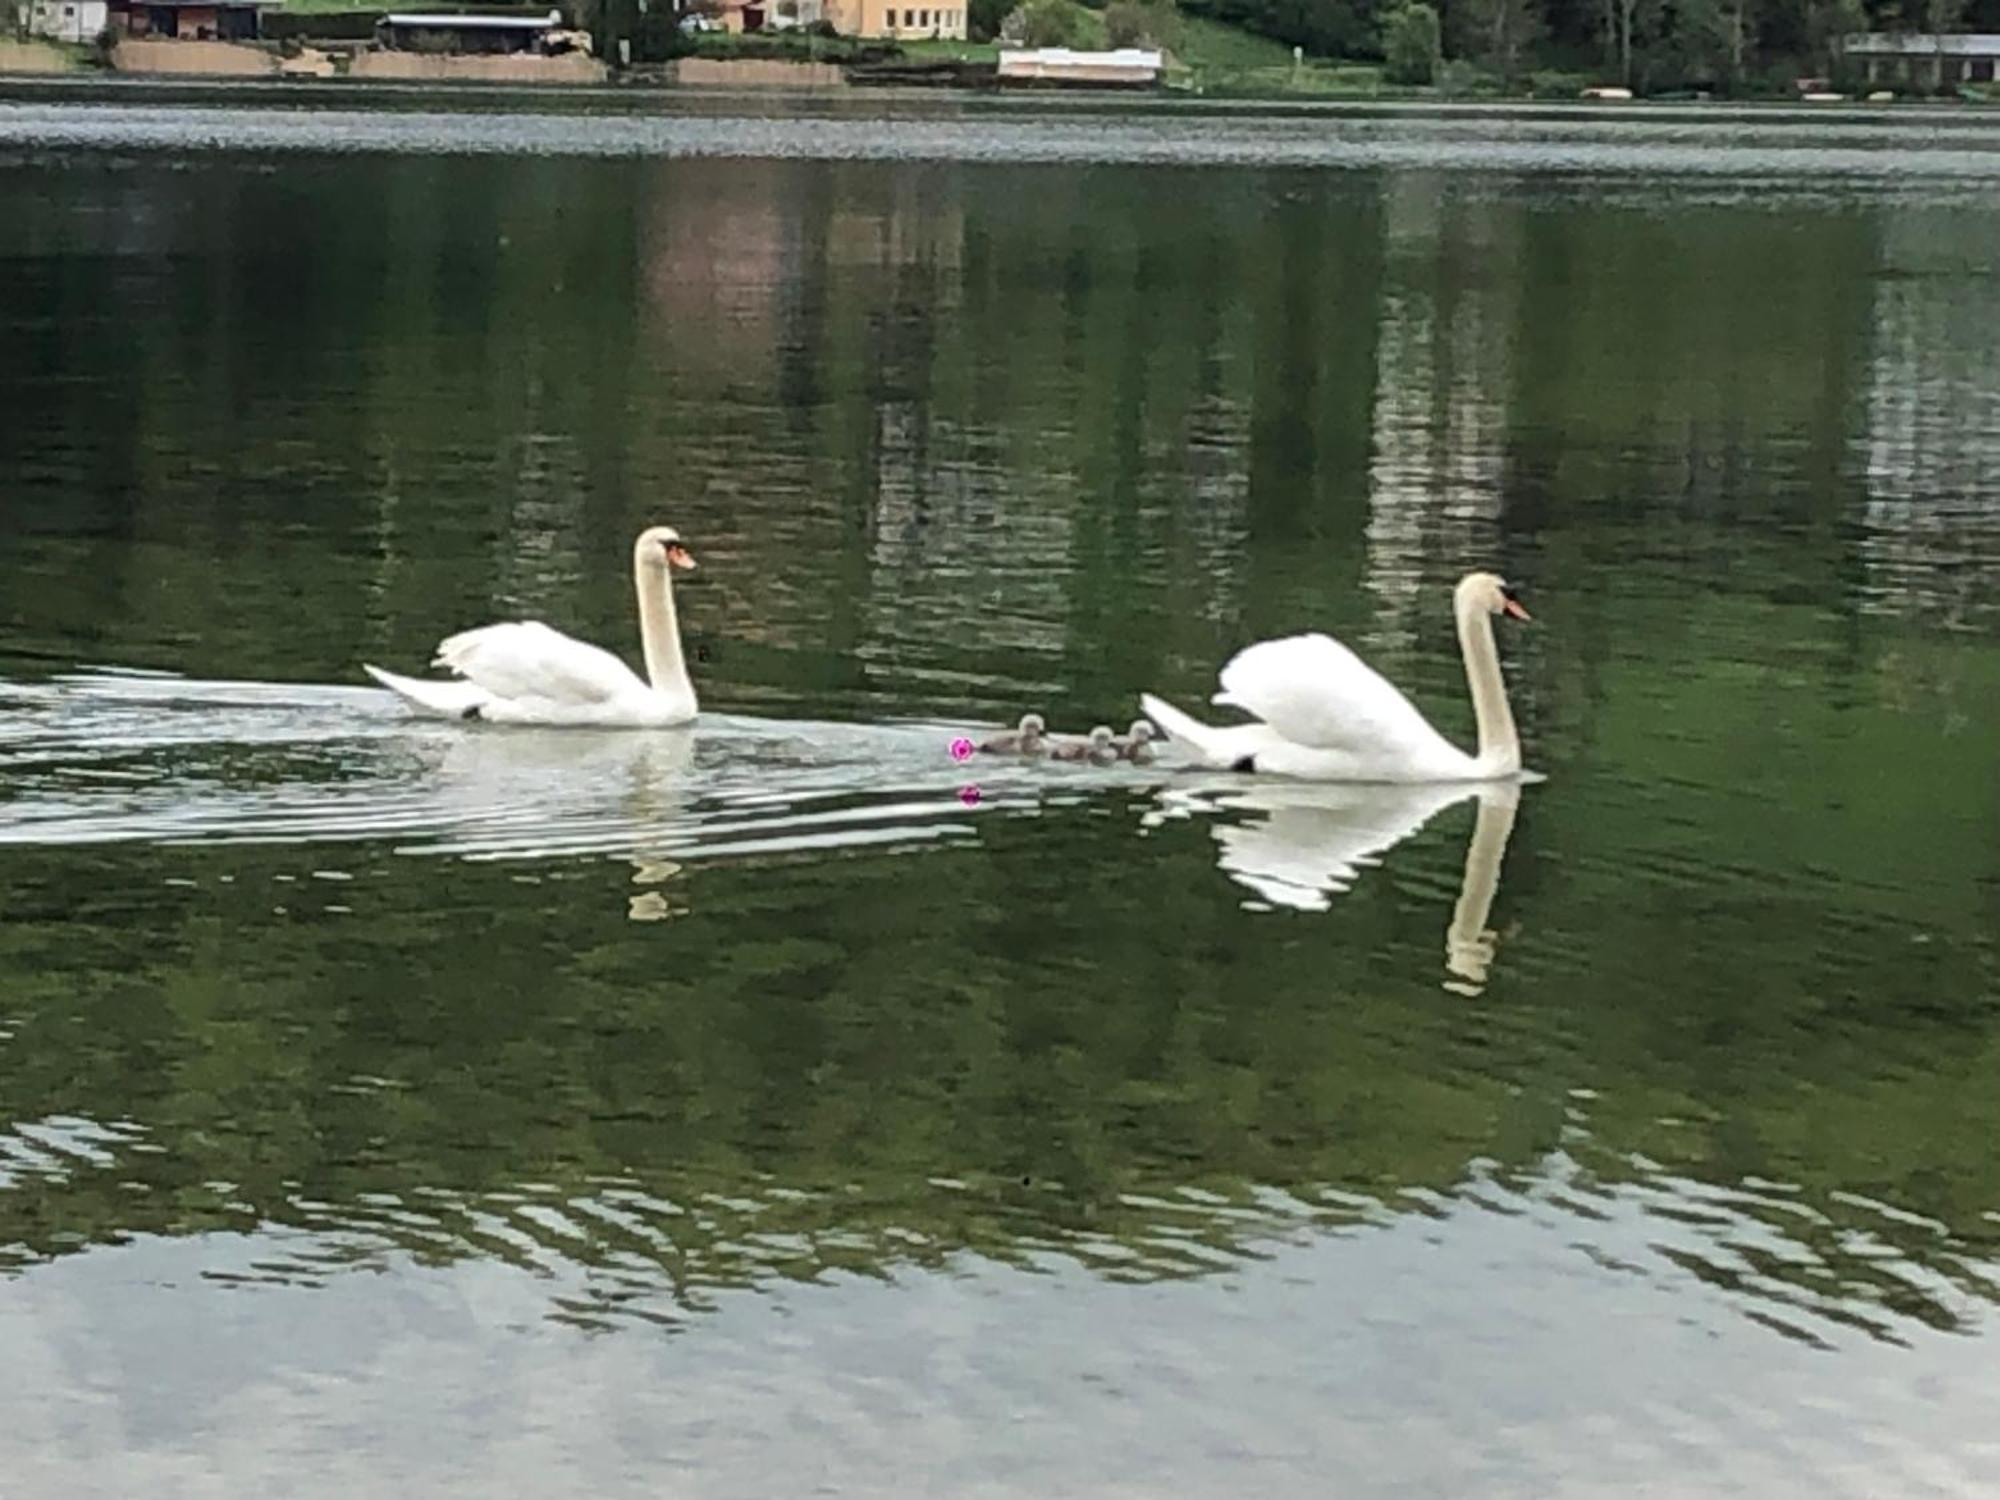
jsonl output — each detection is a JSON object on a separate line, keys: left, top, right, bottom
{"left": 1500, "top": 586, "right": 1530, "bottom": 622}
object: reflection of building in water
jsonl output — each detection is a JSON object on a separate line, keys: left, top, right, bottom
{"left": 864, "top": 403, "right": 1075, "bottom": 664}
{"left": 638, "top": 163, "right": 965, "bottom": 379}
{"left": 631, "top": 162, "right": 967, "bottom": 656}
{"left": 822, "top": 187, "right": 965, "bottom": 279}
{"left": 1362, "top": 176, "right": 1519, "bottom": 656}
{"left": 640, "top": 161, "right": 794, "bottom": 379}
{"left": 1854, "top": 209, "right": 2000, "bottom": 627}
{"left": 1178, "top": 392, "right": 1254, "bottom": 632}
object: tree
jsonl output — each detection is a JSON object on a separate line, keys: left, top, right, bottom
{"left": 1104, "top": 0, "right": 1183, "bottom": 46}
{"left": 1799, "top": 0, "right": 1866, "bottom": 79}
{"left": 1459, "top": 0, "right": 1543, "bottom": 79}
{"left": 1675, "top": 0, "right": 1761, "bottom": 91}
{"left": 1176, "top": 0, "right": 1386, "bottom": 59}
{"left": 1598, "top": 0, "right": 1661, "bottom": 85}
{"left": 1382, "top": 2, "right": 1441, "bottom": 82}
{"left": 1014, "top": 0, "right": 1101, "bottom": 44}
{"left": 969, "top": 0, "right": 1013, "bottom": 40}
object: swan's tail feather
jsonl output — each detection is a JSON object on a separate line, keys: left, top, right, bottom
{"left": 1140, "top": 692, "right": 1252, "bottom": 768}
{"left": 364, "top": 663, "right": 485, "bottom": 719}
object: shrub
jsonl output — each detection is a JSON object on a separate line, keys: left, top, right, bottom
{"left": 1436, "top": 57, "right": 1505, "bottom": 95}
{"left": 1525, "top": 67, "right": 1592, "bottom": 97}
{"left": 1103, "top": 0, "right": 1178, "bottom": 47}
{"left": 1017, "top": 0, "right": 1103, "bottom": 46}
{"left": 1380, "top": 3, "right": 1439, "bottom": 86}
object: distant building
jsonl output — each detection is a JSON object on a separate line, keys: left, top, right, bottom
{"left": 689, "top": 0, "right": 962, "bottom": 37}
{"left": 376, "top": 11, "right": 565, "bottom": 53}
{"left": 996, "top": 47, "right": 1163, "bottom": 85}
{"left": 1841, "top": 32, "right": 2000, "bottom": 88}
{"left": 27, "top": 0, "right": 109, "bottom": 43}
{"left": 108, "top": 0, "right": 270, "bottom": 39}
{"left": 822, "top": 0, "right": 967, "bottom": 41}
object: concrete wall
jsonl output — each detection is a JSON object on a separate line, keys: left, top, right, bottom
{"left": 111, "top": 37, "right": 276, "bottom": 74}
{"left": 668, "top": 56, "right": 846, "bottom": 87}
{"left": 348, "top": 50, "right": 607, "bottom": 83}
{"left": 0, "top": 38, "right": 79, "bottom": 71}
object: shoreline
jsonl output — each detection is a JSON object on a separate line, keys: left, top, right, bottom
{"left": 3, "top": 39, "right": 1998, "bottom": 110}
{"left": 4, "top": 70, "right": 1999, "bottom": 121}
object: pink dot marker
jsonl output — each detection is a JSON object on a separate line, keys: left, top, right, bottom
{"left": 958, "top": 785, "right": 982, "bottom": 806}
{"left": 949, "top": 737, "right": 975, "bottom": 762}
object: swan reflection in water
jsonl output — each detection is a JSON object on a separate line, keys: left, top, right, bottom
{"left": 1144, "top": 778, "right": 1524, "bottom": 994}
{"left": 416, "top": 717, "right": 997, "bottom": 916}
{"left": 420, "top": 729, "right": 699, "bottom": 920}
{"left": 427, "top": 724, "right": 1525, "bottom": 971}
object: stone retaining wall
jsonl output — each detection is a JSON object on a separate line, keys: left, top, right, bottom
{"left": 348, "top": 50, "right": 606, "bottom": 83}
{"left": 112, "top": 38, "right": 277, "bottom": 76}
{"left": 668, "top": 57, "right": 847, "bottom": 88}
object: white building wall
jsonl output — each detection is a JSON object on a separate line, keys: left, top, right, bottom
{"left": 29, "top": 0, "right": 108, "bottom": 42}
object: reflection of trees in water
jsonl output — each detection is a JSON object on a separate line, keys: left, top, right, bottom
{"left": 1854, "top": 208, "right": 2000, "bottom": 632}
{"left": 1, "top": 785, "right": 1996, "bottom": 1345}
{"left": 1364, "top": 177, "right": 1519, "bottom": 664}
{"left": 17, "top": 154, "right": 1994, "bottom": 718}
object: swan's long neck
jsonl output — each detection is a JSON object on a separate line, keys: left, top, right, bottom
{"left": 1455, "top": 592, "right": 1519, "bottom": 775}
{"left": 636, "top": 559, "right": 692, "bottom": 700}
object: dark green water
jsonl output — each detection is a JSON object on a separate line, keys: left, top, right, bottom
{"left": 2, "top": 90, "right": 1999, "bottom": 1496}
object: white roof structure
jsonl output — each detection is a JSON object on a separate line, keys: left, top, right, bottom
{"left": 997, "top": 48, "right": 1164, "bottom": 80}
{"left": 1841, "top": 32, "right": 2000, "bottom": 56}
{"left": 383, "top": 11, "right": 561, "bottom": 28}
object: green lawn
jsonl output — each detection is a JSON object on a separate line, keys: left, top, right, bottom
{"left": 1164, "top": 17, "right": 1384, "bottom": 96}
{"left": 895, "top": 38, "right": 1002, "bottom": 62}
{"left": 1168, "top": 14, "right": 1295, "bottom": 70}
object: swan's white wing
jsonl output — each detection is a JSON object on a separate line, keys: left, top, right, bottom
{"left": 433, "top": 621, "right": 646, "bottom": 707}
{"left": 1214, "top": 633, "right": 1450, "bottom": 760}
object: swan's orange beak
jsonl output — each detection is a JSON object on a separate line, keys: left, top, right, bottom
{"left": 1502, "top": 598, "right": 1530, "bottom": 621}
{"left": 666, "top": 543, "right": 697, "bottom": 572}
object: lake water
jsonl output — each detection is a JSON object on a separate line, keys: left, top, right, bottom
{"left": 3, "top": 85, "right": 1999, "bottom": 1497}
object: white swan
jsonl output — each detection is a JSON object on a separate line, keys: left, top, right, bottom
{"left": 1139, "top": 571, "right": 1530, "bottom": 783}
{"left": 364, "top": 526, "right": 699, "bottom": 727}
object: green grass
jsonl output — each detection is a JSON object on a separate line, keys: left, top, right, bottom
{"left": 1161, "top": 15, "right": 1385, "bottom": 96}
{"left": 1168, "top": 14, "right": 1295, "bottom": 71}
{"left": 676, "top": 30, "right": 897, "bottom": 63}
{"left": 1192, "top": 61, "right": 1384, "bottom": 96}
{"left": 895, "top": 38, "right": 1001, "bottom": 62}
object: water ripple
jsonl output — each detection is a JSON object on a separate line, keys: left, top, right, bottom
{"left": 0, "top": 668, "right": 1107, "bottom": 864}
{"left": 5, "top": 99, "right": 2000, "bottom": 183}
